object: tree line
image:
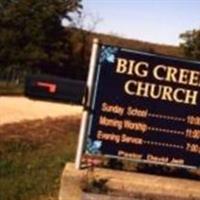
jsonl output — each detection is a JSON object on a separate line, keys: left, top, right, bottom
{"left": 0, "top": 0, "right": 199, "bottom": 83}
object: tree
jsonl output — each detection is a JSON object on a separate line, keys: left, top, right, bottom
{"left": 180, "top": 29, "right": 200, "bottom": 60}
{"left": 66, "top": 12, "right": 102, "bottom": 79}
{"left": 0, "top": 0, "right": 82, "bottom": 81}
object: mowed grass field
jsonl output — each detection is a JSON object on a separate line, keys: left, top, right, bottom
{"left": 0, "top": 116, "right": 80, "bottom": 200}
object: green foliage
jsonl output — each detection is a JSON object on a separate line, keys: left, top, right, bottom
{"left": 0, "top": 0, "right": 185, "bottom": 81}
{"left": 0, "top": 0, "right": 82, "bottom": 73}
{"left": 180, "top": 29, "right": 200, "bottom": 60}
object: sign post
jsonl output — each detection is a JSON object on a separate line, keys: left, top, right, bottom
{"left": 76, "top": 42, "right": 200, "bottom": 170}
{"left": 75, "top": 38, "right": 99, "bottom": 170}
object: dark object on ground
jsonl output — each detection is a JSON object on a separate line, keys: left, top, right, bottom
{"left": 25, "top": 74, "right": 85, "bottom": 105}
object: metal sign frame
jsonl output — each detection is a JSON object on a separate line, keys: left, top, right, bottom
{"left": 75, "top": 39, "right": 99, "bottom": 169}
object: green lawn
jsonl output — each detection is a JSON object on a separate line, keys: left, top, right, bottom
{"left": 0, "top": 116, "right": 80, "bottom": 200}
{"left": 0, "top": 116, "right": 199, "bottom": 200}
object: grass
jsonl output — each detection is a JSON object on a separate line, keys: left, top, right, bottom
{"left": 0, "top": 81, "right": 24, "bottom": 95}
{"left": 0, "top": 116, "right": 80, "bottom": 200}
{"left": 0, "top": 115, "right": 199, "bottom": 200}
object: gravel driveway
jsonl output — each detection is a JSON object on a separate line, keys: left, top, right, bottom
{"left": 0, "top": 96, "right": 82, "bottom": 125}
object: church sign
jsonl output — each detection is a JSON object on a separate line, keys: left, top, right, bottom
{"left": 75, "top": 39, "right": 200, "bottom": 169}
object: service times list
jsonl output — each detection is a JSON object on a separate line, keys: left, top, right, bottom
{"left": 90, "top": 102, "right": 200, "bottom": 168}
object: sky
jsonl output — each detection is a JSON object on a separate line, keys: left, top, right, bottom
{"left": 82, "top": 0, "right": 200, "bottom": 46}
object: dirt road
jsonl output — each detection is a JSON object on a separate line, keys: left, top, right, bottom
{"left": 0, "top": 96, "right": 82, "bottom": 125}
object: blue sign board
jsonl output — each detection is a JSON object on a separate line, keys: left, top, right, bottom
{"left": 84, "top": 44, "right": 200, "bottom": 169}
